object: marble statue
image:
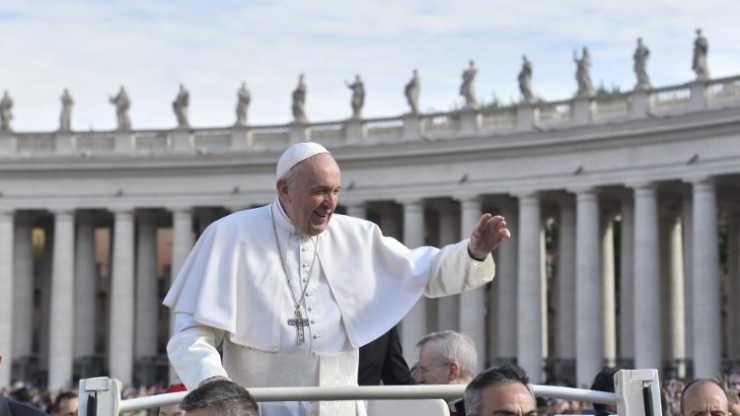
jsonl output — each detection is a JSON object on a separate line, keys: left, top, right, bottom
{"left": 236, "top": 82, "right": 251, "bottom": 127}
{"left": 59, "top": 89, "right": 74, "bottom": 132}
{"left": 109, "top": 86, "right": 131, "bottom": 131}
{"left": 574, "top": 47, "right": 594, "bottom": 97}
{"left": 292, "top": 73, "right": 307, "bottom": 123}
{"left": 0, "top": 91, "right": 13, "bottom": 132}
{"left": 346, "top": 74, "right": 365, "bottom": 119}
{"left": 518, "top": 56, "right": 534, "bottom": 103}
{"left": 173, "top": 84, "right": 190, "bottom": 129}
{"left": 460, "top": 60, "right": 479, "bottom": 109}
{"left": 404, "top": 69, "right": 420, "bottom": 115}
{"left": 692, "top": 28, "right": 709, "bottom": 81}
{"left": 633, "top": 38, "right": 652, "bottom": 91}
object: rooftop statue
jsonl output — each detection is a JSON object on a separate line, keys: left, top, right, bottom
{"left": 59, "top": 89, "right": 74, "bottom": 132}
{"left": 460, "top": 60, "right": 479, "bottom": 109}
{"left": 0, "top": 90, "right": 13, "bottom": 132}
{"left": 236, "top": 82, "right": 251, "bottom": 127}
{"left": 574, "top": 47, "right": 594, "bottom": 98}
{"left": 292, "top": 73, "right": 307, "bottom": 123}
{"left": 346, "top": 74, "right": 365, "bottom": 119}
{"left": 518, "top": 56, "right": 534, "bottom": 104}
{"left": 109, "top": 86, "right": 131, "bottom": 131}
{"left": 173, "top": 84, "right": 190, "bottom": 129}
{"left": 405, "top": 69, "right": 420, "bottom": 115}
{"left": 692, "top": 28, "right": 709, "bottom": 81}
{"left": 633, "top": 38, "right": 652, "bottom": 91}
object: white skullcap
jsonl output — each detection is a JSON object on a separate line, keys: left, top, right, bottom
{"left": 276, "top": 142, "right": 331, "bottom": 179}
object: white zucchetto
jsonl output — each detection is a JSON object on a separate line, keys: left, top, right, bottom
{"left": 276, "top": 142, "right": 331, "bottom": 180}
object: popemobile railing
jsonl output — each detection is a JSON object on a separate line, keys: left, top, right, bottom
{"left": 78, "top": 369, "right": 662, "bottom": 416}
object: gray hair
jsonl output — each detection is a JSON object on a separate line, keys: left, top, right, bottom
{"left": 464, "top": 363, "right": 533, "bottom": 416}
{"left": 416, "top": 330, "right": 477, "bottom": 380}
{"left": 180, "top": 379, "right": 259, "bottom": 416}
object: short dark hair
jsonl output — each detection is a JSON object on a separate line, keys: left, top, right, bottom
{"left": 180, "top": 379, "right": 259, "bottom": 416}
{"left": 54, "top": 391, "right": 78, "bottom": 411}
{"left": 464, "top": 363, "right": 532, "bottom": 416}
{"left": 590, "top": 367, "right": 619, "bottom": 415}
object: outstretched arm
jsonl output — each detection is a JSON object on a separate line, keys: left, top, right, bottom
{"left": 467, "top": 214, "right": 510, "bottom": 260}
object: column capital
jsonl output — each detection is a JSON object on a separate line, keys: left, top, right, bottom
{"left": 51, "top": 208, "right": 76, "bottom": 217}
{"left": 451, "top": 193, "right": 482, "bottom": 204}
{"left": 625, "top": 180, "right": 656, "bottom": 191}
{"left": 396, "top": 198, "right": 424, "bottom": 208}
{"left": 109, "top": 207, "right": 135, "bottom": 216}
{"left": 167, "top": 206, "right": 194, "bottom": 214}
{"left": 513, "top": 191, "right": 540, "bottom": 201}
{"left": 567, "top": 186, "right": 598, "bottom": 196}
{"left": 686, "top": 176, "right": 716, "bottom": 192}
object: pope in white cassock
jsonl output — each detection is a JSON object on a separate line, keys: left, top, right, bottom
{"left": 164, "top": 142, "right": 511, "bottom": 416}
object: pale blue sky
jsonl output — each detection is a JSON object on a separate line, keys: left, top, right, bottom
{"left": 2, "top": 0, "right": 738, "bottom": 131}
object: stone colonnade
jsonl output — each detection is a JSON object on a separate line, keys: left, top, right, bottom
{"left": 0, "top": 177, "right": 738, "bottom": 389}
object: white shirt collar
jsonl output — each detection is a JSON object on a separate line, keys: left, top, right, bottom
{"left": 272, "top": 198, "right": 298, "bottom": 235}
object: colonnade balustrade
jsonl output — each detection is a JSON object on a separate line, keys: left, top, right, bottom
{"left": 2, "top": 76, "right": 740, "bottom": 158}
{"left": 1, "top": 175, "right": 737, "bottom": 390}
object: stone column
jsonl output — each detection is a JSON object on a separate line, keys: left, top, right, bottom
{"left": 48, "top": 210, "right": 76, "bottom": 389}
{"left": 690, "top": 178, "right": 721, "bottom": 377}
{"left": 74, "top": 215, "right": 97, "bottom": 359}
{"left": 0, "top": 210, "right": 14, "bottom": 388}
{"left": 633, "top": 183, "right": 662, "bottom": 371}
{"left": 496, "top": 200, "right": 518, "bottom": 362}
{"left": 556, "top": 198, "right": 576, "bottom": 366}
{"left": 438, "top": 204, "right": 460, "bottom": 332}
{"left": 12, "top": 216, "right": 34, "bottom": 363}
{"left": 517, "top": 192, "right": 543, "bottom": 383}
{"left": 458, "top": 197, "right": 485, "bottom": 371}
{"left": 619, "top": 197, "right": 635, "bottom": 363}
{"left": 169, "top": 207, "right": 194, "bottom": 382}
{"left": 681, "top": 192, "right": 693, "bottom": 368}
{"left": 135, "top": 212, "right": 159, "bottom": 360}
{"left": 575, "top": 189, "right": 601, "bottom": 387}
{"left": 661, "top": 212, "right": 686, "bottom": 377}
{"left": 108, "top": 209, "right": 135, "bottom": 385}
{"left": 601, "top": 212, "right": 617, "bottom": 367}
{"left": 399, "top": 199, "right": 426, "bottom": 364}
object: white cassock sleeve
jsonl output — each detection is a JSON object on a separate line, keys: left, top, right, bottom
{"left": 168, "top": 312, "right": 229, "bottom": 389}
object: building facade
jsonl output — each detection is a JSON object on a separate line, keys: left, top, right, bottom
{"left": 0, "top": 77, "right": 739, "bottom": 390}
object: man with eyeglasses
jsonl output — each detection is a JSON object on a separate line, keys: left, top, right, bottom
{"left": 415, "top": 331, "right": 477, "bottom": 415}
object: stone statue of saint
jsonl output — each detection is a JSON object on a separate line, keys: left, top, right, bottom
{"left": 59, "top": 89, "right": 74, "bottom": 132}
{"left": 574, "top": 47, "right": 594, "bottom": 98}
{"left": 292, "top": 73, "right": 307, "bottom": 123}
{"left": 633, "top": 38, "right": 651, "bottom": 91}
{"left": 109, "top": 86, "right": 131, "bottom": 131}
{"left": 518, "top": 56, "right": 534, "bottom": 104}
{"left": 173, "top": 84, "right": 190, "bottom": 129}
{"left": 460, "top": 60, "right": 479, "bottom": 109}
{"left": 404, "top": 69, "right": 420, "bottom": 115}
{"left": 345, "top": 74, "right": 365, "bottom": 119}
{"left": 235, "top": 82, "right": 251, "bottom": 127}
{"left": 692, "top": 28, "right": 709, "bottom": 81}
{"left": 0, "top": 91, "right": 13, "bottom": 132}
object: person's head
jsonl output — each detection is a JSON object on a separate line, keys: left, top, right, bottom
{"left": 590, "top": 367, "right": 619, "bottom": 416}
{"left": 729, "top": 368, "right": 740, "bottom": 393}
{"left": 415, "top": 330, "right": 477, "bottom": 385}
{"left": 276, "top": 143, "right": 340, "bottom": 236}
{"left": 179, "top": 379, "right": 258, "bottom": 416}
{"left": 464, "top": 363, "right": 536, "bottom": 416}
{"left": 52, "top": 391, "right": 79, "bottom": 416}
{"left": 681, "top": 379, "right": 729, "bottom": 416}
{"left": 159, "top": 384, "right": 187, "bottom": 416}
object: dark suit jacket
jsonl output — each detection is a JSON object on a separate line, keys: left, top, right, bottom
{"left": 0, "top": 397, "right": 47, "bottom": 416}
{"left": 358, "top": 326, "right": 416, "bottom": 386}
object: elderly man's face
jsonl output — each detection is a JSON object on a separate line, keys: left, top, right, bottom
{"left": 278, "top": 154, "right": 341, "bottom": 236}
{"left": 159, "top": 404, "right": 185, "bottom": 416}
{"left": 682, "top": 382, "right": 729, "bottom": 416}
{"left": 478, "top": 382, "right": 537, "bottom": 416}
{"left": 416, "top": 343, "right": 453, "bottom": 385}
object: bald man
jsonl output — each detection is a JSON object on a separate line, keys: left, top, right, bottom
{"left": 681, "top": 379, "right": 729, "bottom": 416}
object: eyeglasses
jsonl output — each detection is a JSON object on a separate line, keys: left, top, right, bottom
{"left": 417, "top": 362, "right": 451, "bottom": 375}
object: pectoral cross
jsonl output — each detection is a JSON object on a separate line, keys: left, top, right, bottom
{"left": 287, "top": 310, "right": 310, "bottom": 344}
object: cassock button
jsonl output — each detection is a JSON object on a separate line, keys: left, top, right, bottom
{"left": 305, "top": 293, "right": 311, "bottom": 297}
{"left": 308, "top": 307, "right": 313, "bottom": 311}
{"left": 310, "top": 320, "right": 315, "bottom": 324}
{"left": 313, "top": 334, "right": 318, "bottom": 339}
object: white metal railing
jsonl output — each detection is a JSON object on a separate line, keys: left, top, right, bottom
{"left": 78, "top": 369, "right": 662, "bottom": 416}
